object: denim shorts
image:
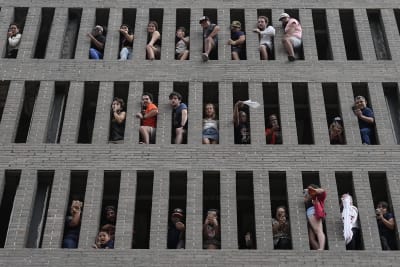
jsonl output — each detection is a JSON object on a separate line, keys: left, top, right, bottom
{"left": 306, "top": 206, "right": 315, "bottom": 218}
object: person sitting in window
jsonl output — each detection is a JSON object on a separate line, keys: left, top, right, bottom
{"left": 110, "top": 98, "right": 126, "bottom": 144}
{"left": 353, "top": 95, "right": 375, "bottom": 145}
{"left": 253, "top": 16, "right": 275, "bottom": 60}
{"left": 376, "top": 201, "right": 397, "bottom": 250}
{"left": 92, "top": 230, "right": 114, "bottom": 249}
{"left": 202, "top": 103, "right": 219, "bottom": 144}
{"left": 175, "top": 27, "right": 189, "bottom": 60}
{"left": 146, "top": 21, "right": 161, "bottom": 60}
{"left": 329, "top": 117, "right": 345, "bottom": 145}
{"left": 136, "top": 92, "right": 158, "bottom": 144}
{"left": 87, "top": 25, "right": 106, "bottom": 60}
{"left": 203, "top": 209, "right": 220, "bottom": 249}
{"left": 304, "top": 184, "right": 326, "bottom": 250}
{"left": 119, "top": 24, "right": 134, "bottom": 60}
{"left": 199, "top": 16, "right": 219, "bottom": 62}
{"left": 279, "top": 13, "right": 302, "bottom": 62}
{"left": 62, "top": 200, "right": 83, "bottom": 248}
{"left": 233, "top": 100, "right": 250, "bottom": 144}
{"left": 167, "top": 208, "right": 186, "bottom": 249}
{"left": 341, "top": 194, "right": 361, "bottom": 250}
{"left": 227, "top": 21, "right": 245, "bottom": 60}
{"left": 272, "top": 206, "right": 291, "bottom": 249}
{"left": 265, "top": 114, "right": 282, "bottom": 144}
{"left": 6, "top": 23, "right": 21, "bottom": 58}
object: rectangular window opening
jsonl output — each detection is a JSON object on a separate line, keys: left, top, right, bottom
{"left": 302, "top": 171, "right": 328, "bottom": 250}
{"left": 147, "top": 9, "right": 164, "bottom": 60}
{"left": 0, "top": 170, "right": 21, "bottom": 248}
{"left": 0, "top": 81, "right": 10, "bottom": 123}
{"left": 171, "top": 82, "right": 188, "bottom": 144}
{"left": 230, "top": 9, "right": 246, "bottom": 60}
{"left": 383, "top": 83, "right": 400, "bottom": 144}
{"left": 133, "top": 171, "right": 154, "bottom": 249}
{"left": 335, "top": 172, "right": 364, "bottom": 250}
{"left": 62, "top": 170, "right": 88, "bottom": 248}
{"left": 263, "top": 83, "right": 282, "bottom": 144}
{"left": 5, "top": 6, "right": 28, "bottom": 58}
{"left": 394, "top": 9, "right": 400, "bottom": 35}
{"left": 322, "top": 83, "right": 346, "bottom": 144}
{"left": 257, "top": 9, "right": 274, "bottom": 60}
{"left": 26, "top": 170, "right": 54, "bottom": 248}
{"left": 236, "top": 171, "right": 256, "bottom": 249}
{"left": 292, "top": 83, "right": 314, "bottom": 144}
{"left": 119, "top": 8, "right": 137, "bottom": 59}
{"left": 369, "top": 172, "right": 398, "bottom": 250}
{"left": 33, "top": 8, "right": 55, "bottom": 59}
{"left": 339, "top": 9, "right": 362, "bottom": 60}
{"left": 61, "top": 8, "right": 82, "bottom": 59}
{"left": 77, "top": 82, "right": 99, "bottom": 144}
{"left": 99, "top": 171, "right": 121, "bottom": 238}
{"left": 46, "top": 82, "right": 69, "bottom": 143}
{"left": 352, "top": 83, "right": 378, "bottom": 144}
{"left": 15, "top": 81, "right": 40, "bottom": 143}
{"left": 167, "top": 171, "right": 187, "bottom": 249}
{"left": 203, "top": 171, "right": 221, "bottom": 249}
{"left": 175, "top": 9, "right": 191, "bottom": 60}
{"left": 367, "top": 10, "right": 391, "bottom": 60}
{"left": 312, "top": 9, "right": 333, "bottom": 60}
{"left": 203, "top": 82, "right": 219, "bottom": 144}
{"left": 203, "top": 9, "right": 218, "bottom": 60}
{"left": 233, "top": 82, "right": 250, "bottom": 144}
{"left": 109, "top": 82, "right": 128, "bottom": 143}
{"left": 269, "top": 171, "right": 292, "bottom": 249}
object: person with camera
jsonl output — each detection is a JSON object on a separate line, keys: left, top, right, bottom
{"left": 203, "top": 209, "right": 220, "bottom": 249}
{"left": 6, "top": 23, "right": 21, "bottom": 58}
{"left": 265, "top": 114, "right": 282, "bottom": 144}
{"left": 119, "top": 24, "right": 134, "bottom": 60}
{"left": 376, "top": 201, "right": 397, "bottom": 250}
{"left": 87, "top": 25, "right": 106, "bottom": 60}
{"left": 136, "top": 92, "right": 158, "bottom": 144}
{"left": 272, "top": 206, "right": 291, "bottom": 249}
{"left": 353, "top": 95, "right": 375, "bottom": 145}
{"left": 110, "top": 97, "right": 126, "bottom": 143}
{"left": 167, "top": 208, "right": 186, "bottom": 249}
{"left": 62, "top": 200, "right": 83, "bottom": 248}
{"left": 304, "top": 184, "right": 326, "bottom": 250}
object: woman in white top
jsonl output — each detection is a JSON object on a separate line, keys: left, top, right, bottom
{"left": 202, "top": 103, "right": 219, "bottom": 144}
{"left": 7, "top": 23, "right": 21, "bottom": 58}
{"left": 253, "top": 16, "right": 275, "bottom": 60}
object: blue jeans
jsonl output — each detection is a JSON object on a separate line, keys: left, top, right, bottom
{"left": 120, "top": 47, "right": 132, "bottom": 60}
{"left": 62, "top": 236, "right": 78, "bottom": 248}
{"left": 360, "top": 127, "right": 372, "bottom": 144}
{"left": 89, "top": 48, "right": 103, "bottom": 60}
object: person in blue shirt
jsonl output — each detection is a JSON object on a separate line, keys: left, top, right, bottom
{"left": 227, "top": 21, "right": 245, "bottom": 60}
{"left": 353, "top": 95, "right": 375, "bottom": 144}
{"left": 169, "top": 92, "right": 188, "bottom": 144}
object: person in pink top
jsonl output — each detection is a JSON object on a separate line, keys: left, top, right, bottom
{"left": 279, "top": 13, "right": 302, "bottom": 61}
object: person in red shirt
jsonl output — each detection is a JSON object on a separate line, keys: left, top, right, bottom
{"left": 265, "top": 114, "right": 282, "bottom": 144}
{"left": 136, "top": 93, "right": 158, "bottom": 144}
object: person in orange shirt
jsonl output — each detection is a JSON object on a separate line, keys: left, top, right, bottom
{"left": 136, "top": 92, "right": 158, "bottom": 144}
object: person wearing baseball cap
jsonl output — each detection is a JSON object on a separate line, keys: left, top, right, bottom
{"left": 167, "top": 208, "right": 186, "bottom": 249}
{"left": 87, "top": 25, "right": 106, "bottom": 60}
{"left": 279, "top": 12, "right": 302, "bottom": 61}
{"left": 199, "top": 16, "right": 220, "bottom": 61}
{"left": 227, "top": 21, "right": 246, "bottom": 60}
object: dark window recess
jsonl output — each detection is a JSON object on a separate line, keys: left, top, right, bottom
{"left": 339, "top": 9, "right": 362, "bottom": 60}
{"left": 263, "top": 83, "right": 281, "bottom": 144}
{"left": 312, "top": 9, "right": 333, "bottom": 60}
{"left": 335, "top": 172, "right": 364, "bottom": 250}
{"left": 147, "top": 8, "right": 163, "bottom": 60}
{"left": 367, "top": 10, "right": 391, "bottom": 60}
{"left": 203, "top": 8, "right": 218, "bottom": 60}
{"left": 302, "top": 171, "right": 328, "bottom": 250}
{"left": 175, "top": 9, "right": 191, "bottom": 60}
{"left": 119, "top": 9, "right": 137, "bottom": 59}
{"left": 77, "top": 82, "right": 99, "bottom": 144}
{"left": 394, "top": 9, "right": 400, "bottom": 35}
{"left": 33, "top": 8, "right": 55, "bottom": 59}
{"left": 203, "top": 171, "right": 221, "bottom": 249}
{"left": 100, "top": 171, "right": 121, "bottom": 228}
{"left": 369, "top": 172, "right": 399, "bottom": 250}
{"left": 62, "top": 170, "right": 88, "bottom": 249}
{"left": 292, "top": 83, "right": 314, "bottom": 144}
{"left": 13, "top": 7, "right": 29, "bottom": 32}
{"left": 230, "top": 9, "right": 246, "bottom": 60}
{"left": 46, "top": 82, "right": 69, "bottom": 143}
{"left": 15, "top": 81, "right": 40, "bottom": 143}
{"left": 171, "top": 82, "right": 188, "bottom": 144}
{"left": 322, "top": 83, "right": 346, "bottom": 144}
{"left": 26, "top": 171, "right": 54, "bottom": 248}
{"left": 383, "top": 83, "right": 400, "bottom": 144}
{"left": 352, "top": 83, "right": 378, "bottom": 145}
{"left": 284, "top": 9, "right": 304, "bottom": 60}
{"left": 109, "top": 82, "right": 129, "bottom": 142}
{"left": 0, "top": 81, "right": 10, "bottom": 123}
{"left": 0, "top": 170, "right": 21, "bottom": 248}
{"left": 95, "top": 8, "right": 110, "bottom": 33}
{"left": 233, "top": 82, "right": 250, "bottom": 144}
{"left": 133, "top": 171, "right": 154, "bottom": 249}
{"left": 61, "top": 8, "right": 82, "bottom": 59}
{"left": 167, "top": 171, "right": 187, "bottom": 249}
{"left": 269, "top": 171, "right": 292, "bottom": 249}
{"left": 236, "top": 172, "right": 257, "bottom": 249}
{"left": 257, "top": 9, "right": 274, "bottom": 59}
